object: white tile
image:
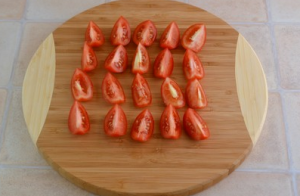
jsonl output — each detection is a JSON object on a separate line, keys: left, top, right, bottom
{"left": 0, "top": 0, "right": 26, "bottom": 19}
{"left": 0, "top": 89, "right": 7, "bottom": 127}
{"left": 269, "top": 0, "right": 300, "bottom": 22}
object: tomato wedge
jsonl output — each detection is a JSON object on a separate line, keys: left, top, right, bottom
{"left": 132, "top": 43, "right": 150, "bottom": 74}
{"left": 68, "top": 101, "right": 90, "bottom": 135}
{"left": 160, "top": 22, "right": 180, "bottom": 49}
{"left": 131, "top": 73, "right": 152, "bottom": 107}
{"left": 181, "top": 24, "right": 206, "bottom": 53}
{"left": 104, "top": 45, "right": 128, "bottom": 73}
{"left": 81, "top": 42, "right": 98, "bottom": 72}
{"left": 183, "top": 108, "right": 210, "bottom": 140}
{"left": 160, "top": 105, "right": 181, "bottom": 139}
{"left": 71, "top": 68, "right": 93, "bottom": 101}
{"left": 161, "top": 77, "right": 185, "bottom": 108}
{"left": 102, "top": 72, "right": 125, "bottom": 104}
{"left": 110, "top": 16, "right": 131, "bottom": 46}
{"left": 183, "top": 49, "right": 204, "bottom": 80}
{"left": 133, "top": 20, "right": 157, "bottom": 47}
{"left": 153, "top": 48, "right": 174, "bottom": 78}
{"left": 131, "top": 109, "right": 154, "bottom": 142}
{"left": 104, "top": 104, "right": 127, "bottom": 137}
{"left": 85, "top": 21, "right": 105, "bottom": 47}
{"left": 186, "top": 79, "right": 207, "bottom": 109}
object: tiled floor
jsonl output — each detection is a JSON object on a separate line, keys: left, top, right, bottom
{"left": 0, "top": 0, "right": 298, "bottom": 195}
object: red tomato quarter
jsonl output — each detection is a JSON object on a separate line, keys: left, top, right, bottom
{"left": 68, "top": 101, "right": 90, "bottom": 135}
{"left": 104, "top": 45, "right": 128, "bottom": 73}
{"left": 102, "top": 72, "right": 125, "bottom": 104}
{"left": 132, "top": 43, "right": 150, "bottom": 74}
{"left": 186, "top": 79, "right": 207, "bottom": 109}
{"left": 160, "top": 22, "right": 180, "bottom": 49}
{"left": 104, "top": 104, "right": 127, "bottom": 137}
{"left": 71, "top": 68, "right": 93, "bottom": 101}
{"left": 131, "top": 73, "right": 152, "bottom": 107}
{"left": 131, "top": 109, "right": 154, "bottom": 142}
{"left": 133, "top": 20, "right": 157, "bottom": 47}
{"left": 153, "top": 48, "right": 174, "bottom": 78}
{"left": 183, "top": 108, "right": 210, "bottom": 140}
{"left": 183, "top": 49, "right": 204, "bottom": 80}
{"left": 161, "top": 77, "right": 185, "bottom": 108}
{"left": 81, "top": 42, "right": 98, "bottom": 72}
{"left": 160, "top": 105, "right": 181, "bottom": 139}
{"left": 110, "top": 16, "right": 131, "bottom": 46}
{"left": 181, "top": 24, "right": 206, "bottom": 53}
{"left": 85, "top": 21, "right": 105, "bottom": 47}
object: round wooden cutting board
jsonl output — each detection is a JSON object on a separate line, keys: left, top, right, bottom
{"left": 22, "top": 0, "right": 268, "bottom": 195}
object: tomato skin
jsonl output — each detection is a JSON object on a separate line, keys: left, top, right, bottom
{"left": 85, "top": 21, "right": 105, "bottom": 47}
{"left": 131, "top": 73, "right": 152, "bottom": 108}
{"left": 133, "top": 20, "right": 157, "bottom": 47}
{"left": 104, "top": 104, "right": 127, "bottom": 137}
{"left": 132, "top": 43, "right": 150, "bottom": 74}
{"left": 181, "top": 24, "right": 206, "bottom": 53}
{"left": 160, "top": 22, "right": 180, "bottom": 49}
{"left": 153, "top": 48, "right": 174, "bottom": 79}
{"left": 160, "top": 105, "right": 181, "bottom": 139}
{"left": 183, "top": 108, "right": 210, "bottom": 140}
{"left": 71, "top": 68, "right": 93, "bottom": 102}
{"left": 110, "top": 16, "right": 131, "bottom": 46}
{"left": 101, "top": 72, "right": 125, "bottom": 104}
{"left": 161, "top": 77, "right": 185, "bottom": 108}
{"left": 104, "top": 45, "right": 128, "bottom": 73}
{"left": 131, "top": 109, "right": 154, "bottom": 142}
{"left": 183, "top": 49, "right": 204, "bottom": 80}
{"left": 186, "top": 79, "right": 207, "bottom": 109}
{"left": 81, "top": 42, "right": 98, "bottom": 72}
{"left": 68, "top": 101, "right": 90, "bottom": 135}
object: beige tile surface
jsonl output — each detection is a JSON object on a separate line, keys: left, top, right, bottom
{"left": 0, "top": 22, "right": 21, "bottom": 87}
{"left": 195, "top": 172, "right": 293, "bottom": 196}
{"left": 0, "top": 89, "right": 7, "bottom": 127}
{"left": 0, "top": 89, "right": 47, "bottom": 166}
{"left": 13, "top": 22, "right": 61, "bottom": 86}
{"left": 275, "top": 25, "right": 300, "bottom": 89}
{"left": 0, "top": 168, "right": 90, "bottom": 196}
{"left": 26, "top": 0, "right": 105, "bottom": 20}
{"left": 0, "top": 0, "right": 26, "bottom": 19}
{"left": 239, "top": 93, "right": 288, "bottom": 170}
{"left": 269, "top": 0, "right": 300, "bottom": 22}
{"left": 189, "top": 0, "right": 268, "bottom": 22}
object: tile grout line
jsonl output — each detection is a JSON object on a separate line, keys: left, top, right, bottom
{"left": 0, "top": 165, "right": 51, "bottom": 170}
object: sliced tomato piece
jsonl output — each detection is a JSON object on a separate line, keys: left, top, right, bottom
{"left": 133, "top": 20, "right": 157, "bottom": 47}
{"left": 71, "top": 68, "right": 93, "bottom": 101}
{"left": 68, "top": 101, "right": 90, "bottom": 135}
{"left": 161, "top": 77, "right": 185, "bottom": 108}
{"left": 132, "top": 43, "right": 150, "bottom": 74}
{"left": 131, "top": 73, "right": 152, "bottom": 107}
{"left": 81, "top": 42, "right": 98, "bottom": 72}
{"left": 131, "top": 109, "right": 154, "bottom": 142}
{"left": 160, "top": 105, "right": 181, "bottom": 139}
{"left": 104, "top": 104, "right": 127, "bottom": 137}
{"left": 160, "top": 22, "right": 180, "bottom": 49}
{"left": 183, "top": 108, "right": 210, "bottom": 140}
{"left": 181, "top": 24, "right": 206, "bottom": 53}
{"left": 104, "top": 45, "right": 128, "bottom": 73}
{"left": 183, "top": 49, "right": 204, "bottom": 80}
{"left": 153, "top": 48, "right": 174, "bottom": 78}
{"left": 186, "top": 79, "right": 207, "bottom": 109}
{"left": 102, "top": 72, "right": 125, "bottom": 104}
{"left": 85, "top": 21, "right": 105, "bottom": 47}
{"left": 110, "top": 16, "right": 131, "bottom": 46}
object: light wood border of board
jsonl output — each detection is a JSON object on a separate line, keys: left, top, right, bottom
{"left": 22, "top": 34, "right": 56, "bottom": 146}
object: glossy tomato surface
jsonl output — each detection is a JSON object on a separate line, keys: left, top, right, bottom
{"left": 131, "top": 109, "right": 154, "bottom": 142}
{"left": 81, "top": 42, "right": 98, "bottom": 72}
{"left": 68, "top": 101, "right": 90, "bottom": 135}
{"left": 183, "top": 49, "right": 204, "bottom": 80}
{"left": 186, "top": 79, "right": 207, "bottom": 109}
{"left": 104, "top": 104, "right": 127, "bottom": 137}
{"left": 181, "top": 24, "right": 206, "bottom": 53}
{"left": 104, "top": 45, "right": 128, "bottom": 73}
{"left": 160, "top": 22, "right": 180, "bottom": 49}
{"left": 102, "top": 72, "right": 125, "bottom": 104}
{"left": 161, "top": 77, "right": 185, "bottom": 108}
{"left": 110, "top": 16, "right": 131, "bottom": 46}
{"left": 85, "top": 21, "right": 105, "bottom": 47}
{"left": 131, "top": 73, "right": 152, "bottom": 107}
{"left": 132, "top": 43, "right": 150, "bottom": 74}
{"left": 160, "top": 105, "right": 181, "bottom": 139}
{"left": 133, "top": 20, "right": 157, "bottom": 47}
{"left": 153, "top": 48, "right": 174, "bottom": 78}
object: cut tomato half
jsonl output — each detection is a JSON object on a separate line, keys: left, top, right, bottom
{"left": 183, "top": 49, "right": 204, "bottom": 80}
{"left": 161, "top": 77, "right": 185, "bottom": 108}
{"left": 186, "top": 79, "right": 207, "bottom": 109}
{"left": 160, "top": 105, "right": 181, "bottom": 139}
{"left": 131, "top": 73, "right": 152, "bottom": 107}
{"left": 132, "top": 43, "right": 150, "bottom": 74}
{"left": 110, "top": 16, "right": 131, "bottom": 46}
{"left": 102, "top": 72, "right": 125, "bottom": 104}
{"left": 104, "top": 45, "right": 128, "bottom": 73}
{"left": 85, "top": 21, "right": 105, "bottom": 47}
{"left": 71, "top": 68, "right": 93, "bottom": 101}
{"left": 181, "top": 24, "right": 206, "bottom": 53}
{"left": 131, "top": 109, "right": 154, "bottom": 142}
{"left": 133, "top": 20, "right": 157, "bottom": 47}
{"left": 81, "top": 42, "right": 98, "bottom": 72}
{"left": 104, "top": 104, "right": 127, "bottom": 137}
{"left": 160, "top": 21, "right": 180, "bottom": 49}
{"left": 153, "top": 48, "right": 174, "bottom": 78}
{"left": 68, "top": 101, "right": 90, "bottom": 135}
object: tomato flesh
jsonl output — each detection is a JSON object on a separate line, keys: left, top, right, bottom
{"left": 131, "top": 73, "right": 152, "bottom": 107}
{"left": 153, "top": 48, "right": 174, "bottom": 78}
{"left": 110, "top": 16, "right": 131, "bottom": 46}
{"left": 104, "top": 45, "right": 128, "bottom": 73}
{"left": 161, "top": 77, "right": 185, "bottom": 108}
{"left": 186, "top": 79, "right": 207, "bottom": 109}
{"left": 81, "top": 42, "right": 98, "bottom": 72}
{"left": 104, "top": 104, "right": 127, "bottom": 137}
{"left": 68, "top": 101, "right": 90, "bottom": 135}
{"left": 85, "top": 21, "right": 105, "bottom": 47}
{"left": 133, "top": 20, "right": 157, "bottom": 47}
{"left": 71, "top": 68, "right": 93, "bottom": 101}
{"left": 183, "top": 108, "right": 210, "bottom": 140}
{"left": 183, "top": 49, "right": 204, "bottom": 80}
{"left": 102, "top": 72, "right": 125, "bottom": 104}
{"left": 132, "top": 43, "right": 150, "bottom": 74}
{"left": 160, "top": 22, "right": 180, "bottom": 49}
{"left": 181, "top": 24, "right": 206, "bottom": 53}
{"left": 160, "top": 105, "right": 181, "bottom": 139}
{"left": 131, "top": 109, "right": 154, "bottom": 142}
